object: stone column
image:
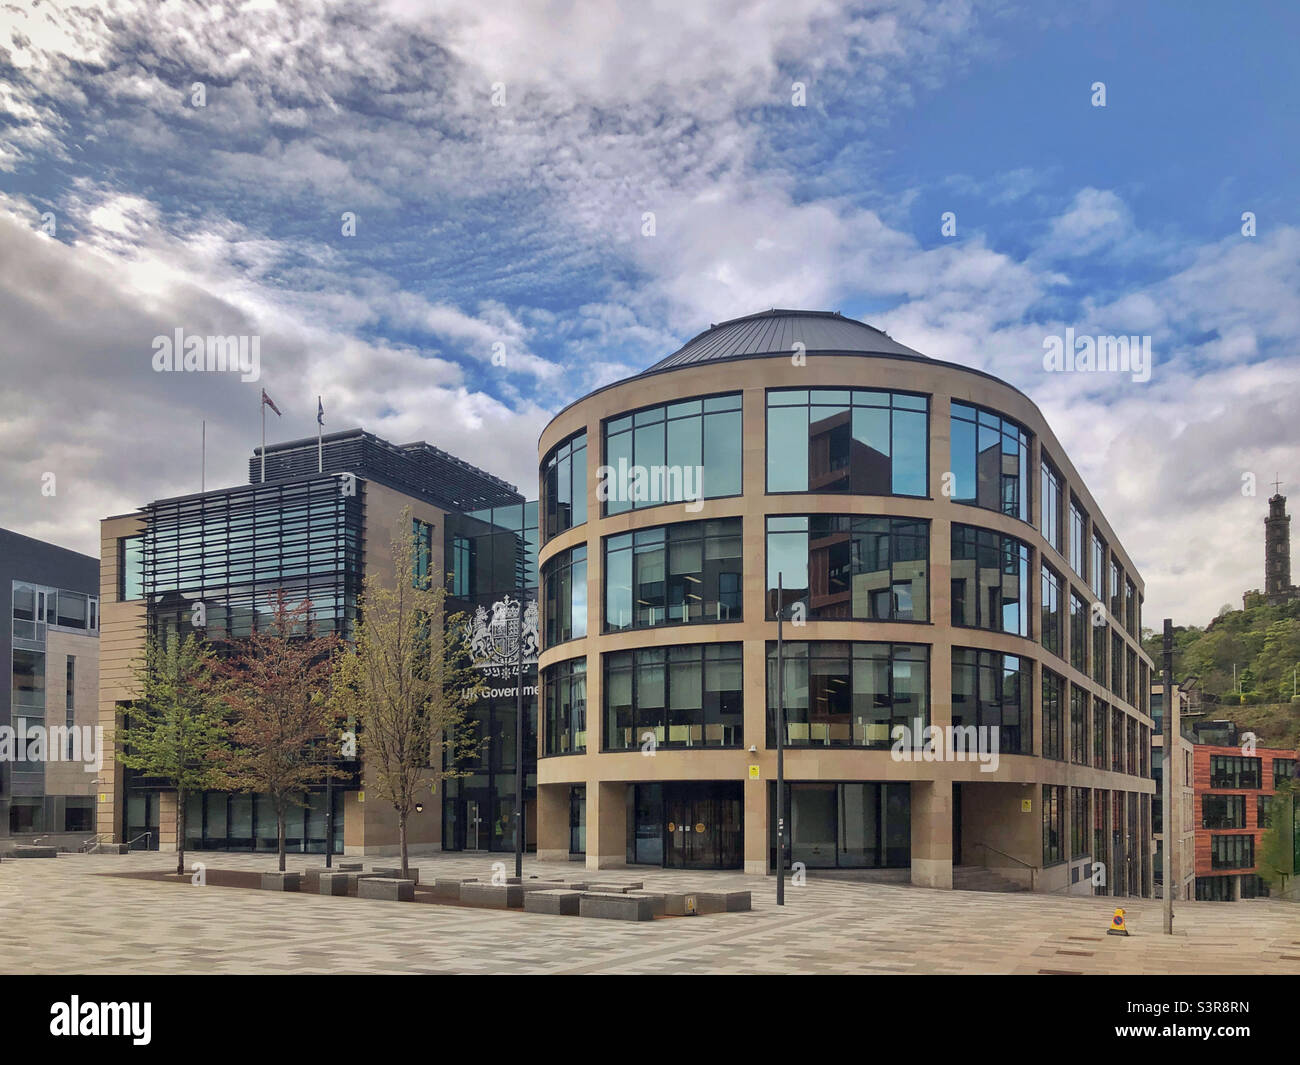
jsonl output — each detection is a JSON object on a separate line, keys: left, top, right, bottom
{"left": 586, "top": 780, "right": 627, "bottom": 870}
{"left": 536, "top": 783, "right": 570, "bottom": 862}
{"left": 910, "top": 778, "right": 953, "bottom": 889}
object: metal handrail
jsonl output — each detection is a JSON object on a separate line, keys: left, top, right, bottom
{"left": 79, "top": 833, "right": 111, "bottom": 853}
{"left": 971, "top": 842, "right": 1037, "bottom": 890}
{"left": 126, "top": 831, "right": 152, "bottom": 850}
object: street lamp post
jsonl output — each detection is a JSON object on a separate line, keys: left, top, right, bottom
{"left": 514, "top": 590, "right": 526, "bottom": 881}
{"left": 776, "top": 574, "right": 786, "bottom": 907}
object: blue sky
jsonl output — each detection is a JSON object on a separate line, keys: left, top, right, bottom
{"left": 1, "top": 0, "right": 1297, "bottom": 626}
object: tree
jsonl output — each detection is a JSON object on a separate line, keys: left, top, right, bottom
{"left": 116, "top": 631, "right": 231, "bottom": 876}
{"left": 218, "top": 590, "right": 344, "bottom": 872}
{"left": 331, "top": 507, "right": 487, "bottom": 878}
{"left": 1258, "top": 780, "right": 1298, "bottom": 897}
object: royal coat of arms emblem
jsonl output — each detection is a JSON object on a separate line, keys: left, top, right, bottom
{"left": 469, "top": 595, "right": 539, "bottom": 677}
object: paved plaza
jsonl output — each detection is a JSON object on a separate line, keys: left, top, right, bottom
{"left": 3, "top": 851, "right": 1298, "bottom": 975}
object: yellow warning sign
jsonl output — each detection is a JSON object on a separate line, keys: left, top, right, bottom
{"left": 1021, "top": 798, "right": 1032, "bottom": 812}
{"left": 694, "top": 822, "right": 705, "bottom": 834}
{"left": 748, "top": 764, "right": 760, "bottom": 779}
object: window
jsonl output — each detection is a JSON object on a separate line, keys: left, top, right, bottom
{"left": 767, "top": 388, "right": 927, "bottom": 497}
{"left": 952, "top": 648, "right": 1031, "bottom": 755}
{"left": 605, "top": 394, "right": 741, "bottom": 514}
{"left": 448, "top": 535, "right": 472, "bottom": 597}
{"left": 1040, "top": 564, "right": 1061, "bottom": 657}
{"left": 542, "top": 544, "right": 587, "bottom": 646}
{"left": 1070, "top": 684, "right": 1088, "bottom": 765}
{"left": 605, "top": 518, "right": 741, "bottom": 632}
{"left": 1152, "top": 748, "right": 1164, "bottom": 833}
{"left": 1274, "top": 758, "right": 1296, "bottom": 787}
{"left": 1069, "top": 499, "right": 1087, "bottom": 580}
{"left": 1125, "top": 578, "right": 1137, "bottom": 635}
{"left": 542, "top": 656, "right": 587, "bottom": 755}
{"left": 1040, "top": 457, "right": 1063, "bottom": 552}
{"left": 768, "top": 642, "right": 927, "bottom": 748}
{"left": 119, "top": 535, "right": 145, "bottom": 600}
{"left": 1092, "top": 698, "right": 1107, "bottom": 770}
{"left": 12, "top": 649, "right": 45, "bottom": 709}
{"left": 1258, "top": 795, "right": 1273, "bottom": 828}
{"left": 1109, "top": 559, "right": 1123, "bottom": 621}
{"left": 1042, "top": 785, "right": 1065, "bottom": 866}
{"left": 950, "top": 525, "right": 1031, "bottom": 636}
{"left": 1126, "top": 648, "right": 1137, "bottom": 707}
{"left": 1210, "top": 834, "right": 1254, "bottom": 870}
{"left": 1209, "top": 755, "right": 1261, "bottom": 789}
{"left": 768, "top": 516, "right": 928, "bottom": 622}
{"left": 1202, "top": 794, "right": 1246, "bottom": 829}
{"left": 1069, "top": 592, "right": 1088, "bottom": 672}
{"left": 541, "top": 430, "right": 588, "bottom": 541}
{"left": 1110, "top": 631, "right": 1123, "bottom": 696}
{"left": 412, "top": 518, "right": 433, "bottom": 588}
{"left": 52, "top": 591, "right": 88, "bottom": 629}
{"left": 1090, "top": 532, "right": 1106, "bottom": 600}
{"left": 1196, "top": 876, "right": 1235, "bottom": 902}
{"left": 606, "top": 643, "right": 742, "bottom": 750}
{"left": 1071, "top": 787, "right": 1089, "bottom": 859}
{"left": 1126, "top": 717, "right": 1137, "bottom": 777}
{"left": 949, "top": 402, "right": 1031, "bottom": 522}
{"left": 1092, "top": 614, "right": 1107, "bottom": 685}
{"left": 65, "top": 656, "right": 75, "bottom": 758}
{"left": 1111, "top": 709, "right": 1124, "bottom": 773}
{"left": 1042, "top": 670, "right": 1064, "bottom": 760}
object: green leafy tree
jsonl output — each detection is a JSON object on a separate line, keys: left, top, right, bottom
{"left": 330, "top": 508, "right": 487, "bottom": 878}
{"left": 116, "top": 631, "right": 231, "bottom": 875}
{"left": 1258, "top": 780, "right": 1298, "bottom": 897}
{"left": 217, "top": 590, "right": 345, "bottom": 872}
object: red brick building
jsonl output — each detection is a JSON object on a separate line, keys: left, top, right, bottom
{"left": 1194, "top": 742, "right": 1297, "bottom": 900}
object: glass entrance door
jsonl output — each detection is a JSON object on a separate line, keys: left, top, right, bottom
{"left": 663, "top": 783, "right": 742, "bottom": 869}
{"left": 466, "top": 800, "right": 485, "bottom": 851}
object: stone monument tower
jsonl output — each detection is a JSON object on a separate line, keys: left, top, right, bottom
{"left": 1264, "top": 483, "right": 1294, "bottom": 605}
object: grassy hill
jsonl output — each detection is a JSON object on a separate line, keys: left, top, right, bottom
{"left": 1142, "top": 597, "right": 1300, "bottom": 749}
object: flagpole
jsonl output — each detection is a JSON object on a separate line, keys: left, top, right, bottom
{"left": 201, "top": 420, "right": 206, "bottom": 492}
{"left": 260, "top": 391, "right": 266, "bottom": 483}
{"left": 317, "top": 396, "right": 323, "bottom": 473}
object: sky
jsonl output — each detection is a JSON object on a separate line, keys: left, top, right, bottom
{"left": 0, "top": 0, "right": 1297, "bottom": 629}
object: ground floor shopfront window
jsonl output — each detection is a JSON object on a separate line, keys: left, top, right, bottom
{"left": 627, "top": 781, "right": 743, "bottom": 869}
{"left": 180, "top": 789, "right": 345, "bottom": 853}
{"left": 770, "top": 781, "right": 910, "bottom": 871}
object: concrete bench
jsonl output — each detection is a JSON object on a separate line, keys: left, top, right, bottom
{"left": 519, "top": 880, "right": 567, "bottom": 894}
{"left": 358, "top": 877, "right": 416, "bottom": 902}
{"left": 587, "top": 881, "right": 644, "bottom": 893}
{"left": 697, "top": 890, "right": 751, "bottom": 914}
{"left": 579, "top": 893, "right": 654, "bottom": 922}
{"left": 432, "top": 877, "right": 478, "bottom": 899}
{"left": 318, "top": 871, "right": 355, "bottom": 896}
{"left": 626, "top": 891, "right": 667, "bottom": 918}
{"left": 261, "top": 872, "right": 301, "bottom": 891}
{"left": 10, "top": 846, "right": 58, "bottom": 858}
{"left": 663, "top": 893, "right": 700, "bottom": 916}
{"left": 460, "top": 882, "right": 524, "bottom": 909}
{"left": 338, "top": 862, "right": 363, "bottom": 872}
{"left": 524, "top": 889, "right": 582, "bottom": 916}
{"left": 564, "top": 881, "right": 590, "bottom": 891}
{"left": 372, "top": 866, "right": 419, "bottom": 884}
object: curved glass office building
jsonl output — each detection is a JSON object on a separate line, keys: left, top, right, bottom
{"left": 535, "top": 310, "right": 1155, "bottom": 894}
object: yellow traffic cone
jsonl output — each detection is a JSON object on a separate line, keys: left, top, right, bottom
{"left": 1107, "top": 907, "right": 1129, "bottom": 936}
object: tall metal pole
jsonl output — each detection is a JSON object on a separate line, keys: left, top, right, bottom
{"left": 1162, "top": 618, "right": 1173, "bottom": 933}
{"left": 514, "top": 591, "right": 525, "bottom": 880}
{"left": 260, "top": 394, "right": 266, "bottom": 483}
{"left": 776, "top": 574, "right": 785, "bottom": 906}
{"left": 325, "top": 738, "right": 334, "bottom": 869}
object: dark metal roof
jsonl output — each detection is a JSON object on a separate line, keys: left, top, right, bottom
{"left": 247, "top": 428, "right": 521, "bottom": 513}
{"left": 642, "top": 309, "right": 926, "bottom": 374}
